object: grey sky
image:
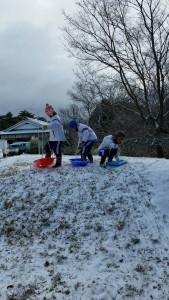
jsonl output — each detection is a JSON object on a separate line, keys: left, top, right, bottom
{"left": 0, "top": 0, "right": 76, "bottom": 117}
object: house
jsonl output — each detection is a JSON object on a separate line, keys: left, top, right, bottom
{"left": 0, "top": 117, "right": 49, "bottom": 142}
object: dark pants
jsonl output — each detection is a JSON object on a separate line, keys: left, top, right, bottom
{"left": 44, "top": 141, "right": 63, "bottom": 156}
{"left": 80, "top": 141, "right": 96, "bottom": 162}
{"left": 99, "top": 148, "right": 117, "bottom": 164}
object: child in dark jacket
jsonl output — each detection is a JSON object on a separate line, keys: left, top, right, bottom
{"left": 44, "top": 103, "right": 66, "bottom": 167}
{"left": 98, "top": 131, "right": 125, "bottom": 167}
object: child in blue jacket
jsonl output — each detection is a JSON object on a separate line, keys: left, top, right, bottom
{"left": 68, "top": 120, "right": 97, "bottom": 162}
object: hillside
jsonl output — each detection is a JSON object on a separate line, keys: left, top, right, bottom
{"left": 0, "top": 155, "right": 169, "bottom": 300}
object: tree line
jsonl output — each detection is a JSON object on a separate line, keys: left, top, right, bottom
{"left": 62, "top": 0, "right": 169, "bottom": 158}
{"left": 0, "top": 110, "right": 46, "bottom": 131}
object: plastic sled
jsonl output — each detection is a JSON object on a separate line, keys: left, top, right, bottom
{"left": 70, "top": 158, "right": 90, "bottom": 167}
{"left": 33, "top": 157, "right": 55, "bottom": 168}
{"left": 106, "top": 160, "right": 128, "bottom": 167}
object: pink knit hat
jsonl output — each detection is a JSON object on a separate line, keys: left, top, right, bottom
{"left": 45, "top": 103, "right": 54, "bottom": 114}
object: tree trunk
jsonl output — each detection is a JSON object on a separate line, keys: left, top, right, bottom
{"left": 156, "top": 144, "right": 164, "bottom": 158}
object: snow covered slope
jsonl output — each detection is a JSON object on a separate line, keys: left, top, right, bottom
{"left": 0, "top": 154, "right": 169, "bottom": 300}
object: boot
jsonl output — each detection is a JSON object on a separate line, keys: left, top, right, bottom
{"left": 45, "top": 153, "right": 51, "bottom": 158}
{"left": 88, "top": 152, "right": 93, "bottom": 163}
{"left": 108, "top": 157, "right": 113, "bottom": 162}
{"left": 53, "top": 156, "right": 62, "bottom": 168}
{"left": 100, "top": 156, "right": 106, "bottom": 167}
{"left": 108, "top": 148, "right": 117, "bottom": 162}
{"left": 81, "top": 153, "right": 87, "bottom": 161}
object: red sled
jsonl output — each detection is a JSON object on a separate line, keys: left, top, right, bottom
{"left": 33, "top": 157, "right": 55, "bottom": 168}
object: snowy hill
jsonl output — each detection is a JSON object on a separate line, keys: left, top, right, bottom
{"left": 0, "top": 154, "right": 169, "bottom": 300}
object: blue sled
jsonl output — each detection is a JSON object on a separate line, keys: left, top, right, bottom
{"left": 106, "top": 160, "right": 128, "bottom": 167}
{"left": 70, "top": 158, "right": 90, "bottom": 167}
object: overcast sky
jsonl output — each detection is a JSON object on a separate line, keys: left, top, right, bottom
{"left": 0, "top": 0, "right": 77, "bottom": 117}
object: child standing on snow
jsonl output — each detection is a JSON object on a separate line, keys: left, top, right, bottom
{"left": 98, "top": 131, "right": 125, "bottom": 167}
{"left": 68, "top": 120, "right": 97, "bottom": 162}
{"left": 44, "top": 103, "right": 66, "bottom": 167}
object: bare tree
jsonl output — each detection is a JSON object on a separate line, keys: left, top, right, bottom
{"left": 59, "top": 104, "right": 82, "bottom": 123}
{"left": 63, "top": 0, "right": 169, "bottom": 137}
{"left": 67, "top": 64, "right": 124, "bottom": 118}
{"left": 68, "top": 66, "right": 101, "bottom": 117}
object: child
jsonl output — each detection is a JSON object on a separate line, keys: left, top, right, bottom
{"left": 44, "top": 103, "right": 66, "bottom": 167}
{"left": 68, "top": 119, "right": 97, "bottom": 162}
{"left": 98, "top": 131, "right": 125, "bottom": 167}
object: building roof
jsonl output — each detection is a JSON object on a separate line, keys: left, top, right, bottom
{"left": 0, "top": 130, "right": 49, "bottom": 135}
{"left": 3, "top": 117, "right": 48, "bottom": 132}
{"left": 0, "top": 117, "right": 49, "bottom": 137}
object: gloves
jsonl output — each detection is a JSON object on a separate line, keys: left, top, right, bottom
{"left": 78, "top": 141, "right": 85, "bottom": 147}
{"left": 77, "top": 147, "right": 82, "bottom": 155}
{"left": 42, "top": 125, "right": 48, "bottom": 130}
{"left": 77, "top": 142, "right": 85, "bottom": 155}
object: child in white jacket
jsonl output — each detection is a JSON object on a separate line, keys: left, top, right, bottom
{"left": 68, "top": 120, "right": 97, "bottom": 162}
{"left": 44, "top": 103, "right": 66, "bottom": 167}
{"left": 98, "top": 131, "right": 125, "bottom": 167}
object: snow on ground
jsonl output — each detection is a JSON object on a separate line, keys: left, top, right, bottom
{"left": 0, "top": 154, "right": 169, "bottom": 300}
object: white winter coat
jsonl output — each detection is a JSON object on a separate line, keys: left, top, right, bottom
{"left": 77, "top": 123, "right": 97, "bottom": 144}
{"left": 47, "top": 115, "right": 66, "bottom": 141}
{"left": 98, "top": 135, "right": 119, "bottom": 151}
